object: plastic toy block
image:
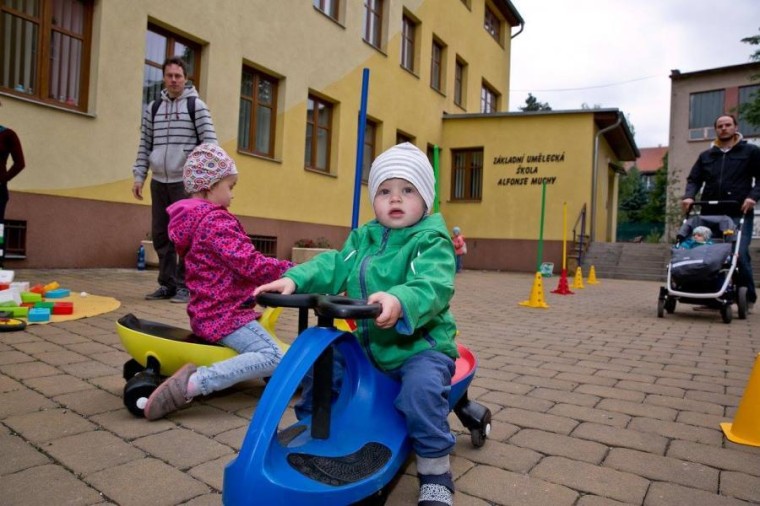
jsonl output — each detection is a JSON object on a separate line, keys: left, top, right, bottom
{"left": 4, "top": 306, "right": 29, "bottom": 317}
{"left": 0, "top": 300, "right": 16, "bottom": 307}
{"left": 21, "top": 302, "right": 35, "bottom": 308}
{"left": 44, "top": 288, "right": 71, "bottom": 298}
{"left": 11, "top": 282, "right": 30, "bottom": 292}
{"left": 0, "top": 287, "right": 22, "bottom": 306}
{"left": 0, "top": 284, "right": 9, "bottom": 291}
{"left": 0, "top": 269, "right": 14, "bottom": 284}
{"left": 21, "top": 292, "right": 43, "bottom": 303}
{"left": 43, "top": 282, "right": 60, "bottom": 292}
{"left": 34, "top": 301, "right": 55, "bottom": 309}
{"left": 30, "top": 284, "right": 46, "bottom": 295}
{"left": 52, "top": 302, "right": 74, "bottom": 315}
{"left": 28, "top": 307, "right": 51, "bottom": 322}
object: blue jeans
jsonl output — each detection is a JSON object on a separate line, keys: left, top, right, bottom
{"left": 733, "top": 213, "right": 757, "bottom": 303}
{"left": 296, "top": 349, "right": 456, "bottom": 458}
{"left": 455, "top": 254, "right": 463, "bottom": 273}
{"left": 193, "top": 320, "right": 283, "bottom": 396}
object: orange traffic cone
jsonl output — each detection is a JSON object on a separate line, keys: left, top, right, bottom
{"left": 721, "top": 353, "right": 760, "bottom": 447}
{"left": 551, "top": 268, "right": 574, "bottom": 295}
{"left": 571, "top": 266, "right": 585, "bottom": 289}
{"left": 587, "top": 265, "right": 599, "bottom": 285}
{"left": 519, "top": 272, "right": 549, "bottom": 308}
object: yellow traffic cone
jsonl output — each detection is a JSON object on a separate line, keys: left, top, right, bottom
{"left": 721, "top": 353, "right": 760, "bottom": 447}
{"left": 571, "top": 266, "right": 585, "bottom": 289}
{"left": 587, "top": 265, "right": 599, "bottom": 285}
{"left": 519, "top": 272, "right": 549, "bottom": 308}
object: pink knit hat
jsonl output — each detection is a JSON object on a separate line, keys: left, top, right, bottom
{"left": 183, "top": 143, "right": 238, "bottom": 194}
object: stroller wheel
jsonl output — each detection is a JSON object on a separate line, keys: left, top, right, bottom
{"left": 657, "top": 299, "right": 665, "bottom": 318}
{"left": 664, "top": 298, "right": 676, "bottom": 314}
{"left": 720, "top": 304, "right": 732, "bottom": 324}
{"left": 737, "top": 286, "right": 748, "bottom": 320}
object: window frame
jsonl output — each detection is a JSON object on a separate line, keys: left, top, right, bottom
{"left": 143, "top": 23, "right": 203, "bottom": 107}
{"left": 0, "top": 0, "right": 94, "bottom": 111}
{"left": 484, "top": 4, "right": 502, "bottom": 45}
{"left": 363, "top": 0, "right": 383, "bottom": 48}
{"left": 454, "top": 57, "right": 466, "bottom": 108}
{"left": 480, "top": 81, "right": 498, "bottom": 113}
{"left": 305, "top": 94, "right": 334, "bottom": 173}
{"left": 313, "top": 0, "right": 339, "bottom": 21}
{"left": 451, "top": 148, "right": 483, "bottom": 202}
{"left": 396, "top": 130, "right": 415, "bottom": 145}
{"left": 361, "top": 119, "right": 378, "bottom": 182}
{"left": 739, "top": 84, "right": 760, "bottom": 137}
{"left": 688, "top": 89, "right": 724, "bottom": 141}
{"left": 401, "top": 14, "right": 417, "bottom": 73}
{"left": 238, "top": 65, "right": 279, "bottom": 158}
{"left": 430, "top": 38, "right": 445, "bottom": 92}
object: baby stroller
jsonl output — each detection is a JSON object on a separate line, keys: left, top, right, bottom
{"left": 657, "top": 202, "right": 747, "bottom": 323}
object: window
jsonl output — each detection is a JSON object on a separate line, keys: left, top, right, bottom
{"left": 0, "top": 0, "right": 93, "bottom": 110}
{"left": 454, "top": 58, "right": 466, "bottom": 107}
{"left": 484, "top": 4, "right": 501, "bottom": 44}
{"left": 430, "top": 39, "right": 444, "bottom": 92}
{"left": 739, "top": 84, "right": 760, "bottom": 137}
{"left": 249, "top": 235, "right": 277, "bottom": 257}
{"left": 688, "top": 89, "right": 724, "bottom": 140}
{"left": 363, "top": 0, "right": 383, "bottom": 48}
{"left": 4, "top": 219, "right": 26, "bottom": 259}
{"left": 396, "top": 131, "right": 414, "bottom": 145}
{"left": 481, "top": 82, "right": 498, "bottom": 113}
{"left": 313, "top": 0, "right": 339, "bottom": 20}
{"left": 451, "top": 149, "right": 483, "bottom": 201}
{"left": 361, "top": 119, "right": 377, "bottom": 182}
{"left": 238, "top": 66, "right": 278, "bottom": 157}
{"left": 401, "top": 14, "right": 416, "bottom": 72}
{"left": 305, "top": 95, "right": 333, "bottom": 172}
{"left": 143, "top": 24, "right": 202, "bottom": 106}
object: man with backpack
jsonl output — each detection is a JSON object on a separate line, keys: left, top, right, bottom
{"left": 132, "top": 57, "right": 217, "bottom": 303}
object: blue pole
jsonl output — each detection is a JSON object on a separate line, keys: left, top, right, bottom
{"left": 351, "top": 68, "right": 371, "bottom": 230}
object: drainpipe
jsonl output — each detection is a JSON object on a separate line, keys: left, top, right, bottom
{"left": 511, "top": 22, "right": 524, "bottom": 39}
{"left": 590, "top": 112, "right": 622, "bottom": 242}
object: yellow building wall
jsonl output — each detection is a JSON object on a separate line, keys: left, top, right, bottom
{"left": 5, "top": 0, "right": 512, "bottom": 229}
{"left": 440, "top": 114, "right": 596, "bottom": 241}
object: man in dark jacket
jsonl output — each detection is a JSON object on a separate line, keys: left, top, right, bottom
{"left": 682, "top": 114, "right": 760, "bottom": 308}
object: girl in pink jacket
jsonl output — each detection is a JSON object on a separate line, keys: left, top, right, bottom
{"left": 143, "top": 144, "right": 292, "bottom": 420}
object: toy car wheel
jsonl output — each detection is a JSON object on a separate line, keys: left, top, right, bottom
{"left": 122, "top": 359, "right": 145, "bottom": 380}
{"left": 737, "top": 286, "right": 748, "bottom": 320}
{"left": 664, "top": 297, "right": 676, "bottom": 314}
{"left": 657, "top": 299, "right": 665, "bottom": 318}
{"left": 720, "top": 304, "right": 732, "bottom": 324}
{"left": 0, "top": 317, "right": 27, "bottom": 332}
{"left": 471, "top": 408, "right": 492, "bottom": 448}
{"left": 123, "top": 372, "right": 159, "bottom": 417}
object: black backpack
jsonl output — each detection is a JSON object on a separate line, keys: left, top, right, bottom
{"left": 150, "top": 96, "right": 200, "bottom": 145}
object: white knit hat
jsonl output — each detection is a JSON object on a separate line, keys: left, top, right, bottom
{"left": 183, "top": 143, "right": 238, "bottom": 194}
{"left": 368, "top": 142, "right": 435, "bottom": 214}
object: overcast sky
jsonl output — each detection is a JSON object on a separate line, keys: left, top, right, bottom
{"left": 508, "top": 0, "right": 759, "bottom": 149}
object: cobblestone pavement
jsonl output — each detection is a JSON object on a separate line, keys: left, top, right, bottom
{"left": 1, "top": 268, "right": 760, "bottom": 505}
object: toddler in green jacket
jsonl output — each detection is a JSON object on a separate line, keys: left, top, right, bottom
{"left": 255, "top": 142, "right": 459, "bottom": 506}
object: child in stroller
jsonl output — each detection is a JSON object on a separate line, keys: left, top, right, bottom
{"left": 658, "top": 213, "right": 748, "bottom": 323}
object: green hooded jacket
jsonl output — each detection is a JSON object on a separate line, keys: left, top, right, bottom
{"left": 285, "top": 213, "right": 458, "bottom": 371}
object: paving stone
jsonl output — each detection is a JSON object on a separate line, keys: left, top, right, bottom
{"left": 0, "top": 372, "right": 22, "bottom": 393}
{"left": 0, "top": 433, "right": 51, "bottom": 475}
{"left": 667, "top": 440, "right": 760, "bottom": 476}
{"left": 494, "top": 407, "right": 578, "bottom": 435}
{"left": 576, "top": 495, "right": 635, "bottom": 506}
{"left": 512, "top": 374, "right": 578, "bottom": 391}
{"left": 182, "top": 493, "right": 224, "bottom": 506}
{"left": 572, "top": 422, "right": 668, "bottom": 454}
{"left": 23, "top": 373, "right": 94, "bottom": 397}
{"left": 54, "top": 387, "right": 123, "bottom": 416}
{"left": 616, "top": 380, "right": 684, "bottom": 397}
{"left": 59, "top": 360, "right": 120, "bottom": 379}
{"left": 531, "top": 456, "right": 649, "bottom": 504}
{"left": 719, "top": 471, "right": 760, "bottom": 503}
{"left": 644, "top": 482, "right": 749, "bottom": 506}
{"left": 0, "top": 387, "right": 57, "bottom": 419}
{"left": 454, "top": 438, "right": 542, "bottom": 473}
{"left": 574, "top": 384, "right": 646, "bottom": 403}
{"left": 46, "top": 430, "right": 145, "bottom": 476}
{"left": 188, "top": 454, "right": 232, "bottom": 491}
{"left": 0, "top": 360, "right": 60, "bottom": 380}
{"left": 628, "top": 417, "right": 724, "bottom": 446}
{"left": 133, "top": 427, "right": 233, "bottom": 470}
{"left": 644, "top": 394, "right": 724, "bottom": 415}
{"left": 4, "top": 408, "right": 95, "bottom": 443}
{"left": 554, "top": 372, "right": 618, "bottom": 387}
{"left": 676, "top": 410, "right": 733, "bottom": 431}
{"left": 174, "top": 405, "right": 249, "bottom": 437}
{"left": 0, "top": 464, "right": 103, "bottom": 505}
{"left": 604, "top": 448, "right": 718, "bottom": 491}
{"left": 509, "top": 428, "right": 608, "bottom": 464}
{"left": 0, "top": 350, "right": 35, "bottom": 365}
{"left": 457, "top": 464, "right": 579, "bottom": 506}
{"left": 596, "top": 399, "right": 678, "bottom": 421}
{"left": 85, "top": 457, "right": 209, "bottom": 506}
{"left": 90, "top": 409, "right": 175, "bottom": 440}
{"left": 548, "top": 403, "right": 631, "bottom": 427}
{"left": 480, "top": 390, "right": 554, "bottom": 412}
{"left": 529, "top": 386, "right": 600, "bottom": 407}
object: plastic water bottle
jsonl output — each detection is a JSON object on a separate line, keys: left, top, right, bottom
{"left": 137, "top": 244, "right": 146, "bottom": 271}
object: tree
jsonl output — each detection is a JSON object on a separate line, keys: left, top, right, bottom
{"left": 738, "top": 28, "right": 760, "bottom": 128}
{"left": 618, "top": 167, "right": 648, "bottom": 223}
{"left": 520, "top": 93, "right": 552, "bottom": 111}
